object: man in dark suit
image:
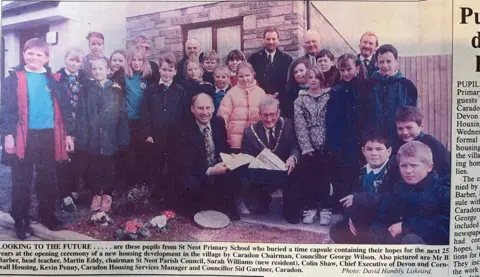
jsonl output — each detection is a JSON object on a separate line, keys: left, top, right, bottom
{"left": 303, "top": 29, "right": 321, "bottom": 66}
{"left": 241, "top": 96, "right": 301, "bottom": 222}
{"left": 248, "top": 27, "right": 293, "bottom": 97}
{"left": 356, "top": 31, "right": 379, "bottom": 77}
{"left": 177, "top": 93, "right": 238, "bottom": 220}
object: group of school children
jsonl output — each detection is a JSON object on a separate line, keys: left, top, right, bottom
{"left": 0, "top": 29, "right": 450, "bottom": 244}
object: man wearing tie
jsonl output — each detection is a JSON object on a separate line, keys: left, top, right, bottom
{"left": 357, "top": 31, "right": 379, "bottom": 77}
{"left": 177, "top": 93, "right": 238, "bottom": 220}
{"left": 247, "top": 27, "right": 292, "bottom": 96}
{"left": 241, "top": 96, "right": 301, "bottom": 222}
{"left": 303, "top": 29, "right": 321, "bottom": 66}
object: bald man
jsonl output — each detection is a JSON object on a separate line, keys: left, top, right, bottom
{"left": 303, "top": 29, "right": 321, "bottom": 65}
{"left": 174, "top": 39, "right": 205, "bottom": 83}
{"left": 177, "top": 93, "right": 238, "bottom": 220}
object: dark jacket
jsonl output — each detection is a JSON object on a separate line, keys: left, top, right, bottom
{"left": 326, "top": 77, "right": 368, "bottom": 166}
{"left": 147, "top": 61, "right": 160, "bottom": 86}
{"left": 398, "top": 132, "right": 451, "bottom": 186}
{"left": 57, "top": 68, "right": 89, "bottom": 131}
{"left": 174, "top": 53, "right": 205, "bottom": 83}
{"left": 357, "top": 54, "right": 378, "bottom": 77}
{"left": 213, "top": 85, "right": 232, "bottom": 115}
{"left": 140, "top": 82, "right": 189, "bottom": 150}
{"left": 351, "top": 157, "right": 401, "bottom": 212}
{"left": 324, "top": 66, "right": 340, "bottom": 88}
{"left": 181, "top": 78, "right": 215, "bottom": 99}
{"left": 1, "top": 65, "right": 72, "bottom": 165}
{"left": 370, "top": 171, "right": 450, "bottom": 245}
{"left": 364, "top": 71, "right": 418, "bottom": 150}
{"left": 241, "top": 117, "right": 300, "bottom": 163}
{"left": 75, "top": 80, "right": 129, "bottom": 156}
{"left": 203, "top": 71, "right": 214, "bottom": 85}
{"left": 280, "top": 83, "right": 308, "bottom": 119}
{"left": 178, "top": 117, "right": 230, "bottom": 189}
{"left": 247, "top": 48, "right": 292, "bottom": 95}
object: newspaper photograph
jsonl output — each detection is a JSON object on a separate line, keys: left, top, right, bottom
{"left": 0, "top": 0, "right": 474, "bottom": 276}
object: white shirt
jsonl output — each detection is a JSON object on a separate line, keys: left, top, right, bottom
{"left": 159, "top": 79, "right": 173, "bottom": 87}
{"left": 24, "top": 66, "right": 47, "bottom": 73}
{"left": 64, "top": 68, "right": 79, "bottom": 76}
{"left": 366, "top": 160, "right": 388, "bottom": 175}
{"left": 215, "top": 85, "right": 229, "bottom": 94}
{"left": 359, "top": 54, "right": 374, "bottom": 65}
{"left": 265, "top": 49, "right": 276, "bottom": 63}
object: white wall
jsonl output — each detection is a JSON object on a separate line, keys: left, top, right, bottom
{"left": 312, "top": 0, "right": 451, "bottom": 56}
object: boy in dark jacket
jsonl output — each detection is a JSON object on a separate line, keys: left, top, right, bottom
{"left": 330, "top": 134, "right": 400, "bottom": 243}
{"left": 364, "top": 44, "right": 418, "bottom": 150}
{"left": 0, "top": 38, "right": 73, "bottom": 239}
{"left": 141, "top": 53, "right": 189, "bottom": 206}
{"left": 369, "top": 141, "right": 450, "bottom": 245}
{"left": 56, "top": 47, "right": 89, "bottom": 212}
{"left": 395, "top": 106, "right": 451, "bottom": 185}
{"left": 76, "top": 58, "right": 129, "bottom": 213}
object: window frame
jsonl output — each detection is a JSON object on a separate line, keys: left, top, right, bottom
{"left": 182, "top": 17, "right": 244, "bottom": 53}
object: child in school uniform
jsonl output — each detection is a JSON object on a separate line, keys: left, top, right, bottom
{"left": 212, "top": 66, "right": 232, "bottom": 115}
{"left": 225, "top": 49, "right": 246, "bottom": 87}
{"left": 181, "top": 61, "right": 215, "bottom": 99}
{"left": 369, "top": 141, "right": 450, "bottom": 245}
{"left": 281, "top": 57, "right": 310, "bottom": 119}
{"left": 202, "top": 50, "right": 220, "bottom": 85}
{"left": 0, "top": 38, "right": 74, "bottom": 239}
{"left": 315, "top": 49, "right": 340, "bottom": 88}
{"left": 76, "top": 58, "right": 129, "bottom": 213}
{"left": 56, "top": 47, "right": 89, "bottom": 212}
{"left": 140, "top": 53, "right": 189, "bottom": 205}
{"left": 326, "top": 53, "right": 368, "bottom": 209}
{"left": 329, "top": 133, "right": 400, "bottom": 244}
{"left": 294, "top": 66, "right": 332, "bottom": 226}
{"left": 395, "top": 106, "right": 451, "bottom": 185}
{"left": 364, "top": 44, "right": 418, "bottom": 150}
{"left": 112, "top": 46, "right": 153, "bottom": 189}
{"left": 82, "top": 32, "right": 108, "bottom": 79}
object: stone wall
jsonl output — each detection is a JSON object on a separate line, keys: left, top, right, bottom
{"left": 126, "top": 1, "right": 306, "bottom": 62}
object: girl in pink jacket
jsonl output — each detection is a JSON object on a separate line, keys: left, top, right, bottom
{"left": 217, "top": 62, "right": 266, "bottom": 152}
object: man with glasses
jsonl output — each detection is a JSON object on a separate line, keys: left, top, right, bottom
{"left": 135, "top": 35, "right": 160, "bottom": 84}
{"left": 174, "top": 38, "right": 205, "bottom": 83}
{"left": 241, "top": 96, "right": 300, "bottom": 222}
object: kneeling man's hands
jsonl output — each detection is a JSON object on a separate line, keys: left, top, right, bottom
{"left": 210, "top": 162, "right": 228, "bottom": 175}
{"left": 285, "top": 156, "right": 296, "bottom": 175}
{"left": 388, "top": 222, "right": 403, "bottom": 237}
{"left": 340, "top": 195, "right": 353, "bottom": 208}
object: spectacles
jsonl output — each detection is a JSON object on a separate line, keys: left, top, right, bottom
{"left": 260, "top": 113, "right": 278, "bottom": 119}
{"left": 142, "top": 46, "right": 150, "bottom": 51}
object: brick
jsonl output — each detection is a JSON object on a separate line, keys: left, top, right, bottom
{"left": 145, "top": 21, "right": 155, "bottom": 30}
{"left": 282, "top": 44, "right": 301, "bottom": 51}
{"left": 244, "top": 39, "right": 264, "bottom": 49}
{"left": 171, "top": 15, "right": 193, "bottom": 26}
{"left": 143, "top": 29, "right": 159, "bottom": 38}
{"left": 243, "top": 34, "right": 258, "bottom": 40}
{"left": 156, "top": 20, "right": 171, "bottom": 29}
{"left": 165, "top": 37, "right": 183, "bottom": 44}
{"left": 186, "top": 5, "right": 204, "bottom": 15}
{"left": 257, "top": 15, "right": 284, "bottom": 28}
{"left": 292, "top": 1, "right": 304, "bottom": 14}
{"left": 154, "top": 36, "right": 166, "bottom": 48}
{"left": 285, "top": 13, "right": 299, "bottom": 20}
{"left": 271, "top": 3, "right": 293, "bottom": 16}
{"left": 222, "top": 7, "right": 239, "bottom": 18}
{"left": 244, "top": 29, "right": 263, "bottom": 35}
{"left": 209, "top": 5, "right": 222, "bottom": 20}
{"left": 160, "top": 9, "right": 182, "bottom": 18}
{"left": 278, "top": 31, "right": 291, "bottom": 40}
{"left": 230, "top": 2, "right": 250, "bottom": 8}
{"left": 278, "top": 24, "right": 300, "bottom": 31}
{"left": 243, "top": 15, "right": 256, "bottom": 30}
{"left": 256, "top": 14, "right": 270, "bottom": 20}
{"left": 198, "top": 12, "right": 209, "bottom": 18}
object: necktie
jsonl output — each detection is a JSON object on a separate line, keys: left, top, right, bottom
{"left": 311, "top": 56, "right": 316, "bottom": 65}
{"left": 267, "top": 54, "right": 272, "bottom": 65}
{"left": 68, "top": 75, "right": 76, "bottom": 83}
{"left": 267, "top": 129, "right": 276, "bottom": 151}
{"left": 363, "top": 59, "right": 370, "bottom": 67}
{"left": 203, "top": 126, "right": 216, "bottom": 167}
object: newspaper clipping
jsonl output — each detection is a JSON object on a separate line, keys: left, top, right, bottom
{"left": 0, "top": 0, "right": 476, "bottom": 276}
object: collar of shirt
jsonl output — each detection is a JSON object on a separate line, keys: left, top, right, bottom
{"left": 215, "top": 85, "right": 228, "bottom": 93}
{"left": 265, "top": 49, "right": 276, "bottom": 61}
{"left": 366, "top": 160, "right": 388, "bottom": 175}
{"left": 24, "top": 66, "right": 47, "bottom": 73}
{"left": 159, "top": 80, "right": 173, "bottom": 87}
{"left": 64, "top": 68, "right": 79, "bottom": 76}
{"left": 359, "top": 54, "right": 374, "bottom": 62}
{"left": 197, "top": 121, "right": 212, "bottom": 133}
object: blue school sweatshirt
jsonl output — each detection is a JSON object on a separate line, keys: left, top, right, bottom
{"left": 124, "top": 72, "right": 147, "bottom": 120}
{"left": 26, "top": 71, "right": 54, "bottom": 129}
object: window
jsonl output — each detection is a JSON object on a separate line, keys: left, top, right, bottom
{"left": 183, "top": 18, "right": 243, "bottom": 64}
